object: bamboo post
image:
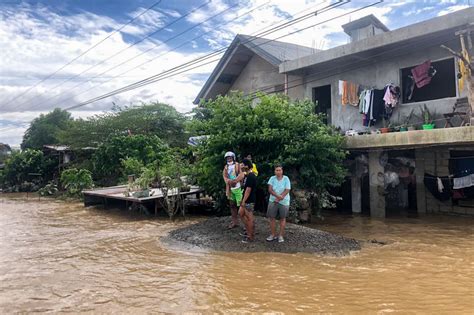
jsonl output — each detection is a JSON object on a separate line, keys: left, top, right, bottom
{"left": 459, "top": 33, "right": 474, "bottom": 125}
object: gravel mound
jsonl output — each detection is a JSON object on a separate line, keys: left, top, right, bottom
{"left": 163, "top": 216, "right": 360, "bottom": 256}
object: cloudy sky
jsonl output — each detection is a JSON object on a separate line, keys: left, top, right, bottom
{"left": 0, "top": 0, "right": 471, "bottom": 146}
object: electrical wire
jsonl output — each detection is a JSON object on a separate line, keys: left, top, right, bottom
{"left": 29, "top": 0, "right": 271, "bottom": 112}
{"left": 28, "top": 0, "right": 337, "bottom": 112}
{"left": 11, "top": 0, "right": 215, "bottom": 111}
{"left": 0, "top": 0, "right": 340, "bottom": 136}
{"left": 60, "top": 1, "right": 351, "bottom": 110}
{"left": 0, "top": 0, "right": 163, "bottom": 107}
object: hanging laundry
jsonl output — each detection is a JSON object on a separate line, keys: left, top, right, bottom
{"left": 424, "top": 173, "right": 451, "bottom": 201}
{"left": 341, "top": 80, "right": 359, "bottom": 107}
{"left": 437, "top": 177, "right": 444, "bottom": 193}
{"left": 383, "top": 84, "right": 400, "bottom": 107}
{"left": 453, "top": 174, "right": 474, "bottom": 189}
{"left": 383, "top": 84, "right": 401, "bottom": 120}
{"left": 349, "top": 83, "right": 359, "bottom": 106}
{"left": 338, "top": 80, "right": 344, "bottom": 96}
{"left": 371, "top": 89, "right": 385, "bottom": 124}
{"left": 411, "top": 60, "right": 435, "bottom": 88}
{"left": 358, "top": 89, "right": 366, "bottom": 114}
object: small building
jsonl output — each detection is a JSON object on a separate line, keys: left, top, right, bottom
{"left": 43, "top": 145, "right": 72, "bottom": 175}
{"left": 196, "top": 8, "right": 474, "bottom": 217}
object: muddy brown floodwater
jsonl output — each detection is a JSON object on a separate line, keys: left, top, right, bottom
{"left": 0, "top": 194, "right": 473, "bottom": 314}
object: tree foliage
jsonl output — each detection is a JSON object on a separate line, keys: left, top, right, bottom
{"left": 59, "top": 102, "right": 188, "bottom": 149}
{"left": 190, "top": 93, "right": 347, "bottom": 210}
{"left": 60, "top": 168, "right": 94, "bottom": 197}
{"left": 22, "top": 108, "right": 72, "bottom": 150}
{"left": 92, "top": 134, "right": 168, "bottom": 186}
{"left": 1, "top": 149, "right": 55, "bottom": 190}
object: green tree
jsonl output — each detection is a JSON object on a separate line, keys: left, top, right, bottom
{"left": 92, "top": 134, "right": 168, "bottom": 186}
{"left": 59, "top": 102, "right": 188, "bottom": 149}
{"left": 2, "top": 149, "right": 55, "bottom": 190}
{"left": 189, "top": 93, "right": 347, "bottom": 212}
{"left": 21, "top": 108, "right": 72, "bottom": 150}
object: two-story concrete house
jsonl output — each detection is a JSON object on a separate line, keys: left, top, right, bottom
{"left": 196, "top": 8, "right": 474, "bottom": 218}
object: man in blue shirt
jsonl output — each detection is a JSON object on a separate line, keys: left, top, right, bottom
{"left": 266, "top": 165, "right": 291, "bottom": 243}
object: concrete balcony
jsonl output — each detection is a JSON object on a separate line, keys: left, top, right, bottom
{"left": 345, "top": 126, "right": 474, "bottom": 150}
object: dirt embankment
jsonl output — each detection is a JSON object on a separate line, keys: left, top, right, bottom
{"left": 162, "top": 216, "right": 361, "bottom": 256}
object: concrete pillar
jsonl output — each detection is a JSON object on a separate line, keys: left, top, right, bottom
{"left": 351, "top": 176, "right": 361, "bottom": 214}
{"left": 368, "top": 150, "right": 385, "bottom": 218}
{"left": 415, "top": 149, "right": 427, "bottom": 214}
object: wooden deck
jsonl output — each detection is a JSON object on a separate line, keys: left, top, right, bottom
{"left": 83, "top": 185, "right": 204, "bottom": 215}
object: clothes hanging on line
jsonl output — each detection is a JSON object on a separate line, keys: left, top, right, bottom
{"left": 371, "top": 89, "right": 385, "bottom": 123}
{"left": 437, "top": 177, "right": 445, "bottom": 193}
{"left": 424, "top": 173, "right": 451, "bottom": 201}
{"left": 453, "top": 174, "right": 474, "bottom": 190}
{"left": 411, "top": 60, "right": 435, "bottom": 88}
{"left": 340, "top": 80, "right": 360, "bottom": 106}
{"left": 358, "top": 88, "right": 385, "bottom": 126}
{"left": 382, "top": 84, "right": 401, "bottom": 120}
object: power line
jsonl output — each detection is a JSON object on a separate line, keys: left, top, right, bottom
{"left": 0, "top": 0, "right": 357, "bottom": 136}
{"left": 26, "top": 0, "right": 332, "bottom": 112}
{"left": 61, "top": 1, "right": 349, "bottom": 111}
{"left": 0, "top": 0, "right": 163, "bottom": 107}
{"left": 28, "top": 0, "right": 250, "bottom": 112}
{"left": 256, "top": 36, "right": 458, "bottom": 105}
{"left": 0, "top": 0, "right": 334, "bottom": 136}
{"left": 11, "top": 0, "right": 214, "bottom": 111}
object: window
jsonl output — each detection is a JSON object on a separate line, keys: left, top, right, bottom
{"left": 401, "top": 58, "right": 456, "bottom": 104}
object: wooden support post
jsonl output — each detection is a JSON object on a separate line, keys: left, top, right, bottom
{"left": 459, "top": 34, "right": 474, "bottom": 126}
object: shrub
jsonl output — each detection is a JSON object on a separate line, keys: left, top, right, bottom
{"left": 38, "top": 182, "right": 59, "bottom": 196}
{"left": 60, "top": 168, "right": 94, "bottom": 197}
{"left": 92, "top": 134, "right": 168, "bottom": 186}
{"left": 2, "top": 149, "right": 46, "bottom": 190}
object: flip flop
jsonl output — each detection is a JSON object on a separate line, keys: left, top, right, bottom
{"left": 227, "top": 223, "right": 238, "bottom": 229}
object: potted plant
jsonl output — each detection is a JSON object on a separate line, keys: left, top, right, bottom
{"left": 419, "top": 104, "right": 436, "bottom": 130}
{"left": 132, "top": 168, "right": 156, "bottom": 198}
{"left": 380, "top": 117, "right": 390, "bottom": 133}
{"left": 400, "top": 109, "right": 415, "bottom": 132}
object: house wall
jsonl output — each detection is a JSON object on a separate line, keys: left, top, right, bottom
{"left": 302, "top": 42, "right": 467, "bottom": 131}
{"left": 347, "top": 25, "right": 386, "bottom": 42}
{"left": 229, "top": 54, "right": 285, "bottom": 95}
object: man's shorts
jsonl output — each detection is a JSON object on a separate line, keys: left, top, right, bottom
{"left": 267, "top": 202, "right": 289, "bottom": 219}
{"left": 228, "top": 188, "right": 243, "bottom": 205}
{"left": 244, "top": 203, "right": 254, "bottom": 212}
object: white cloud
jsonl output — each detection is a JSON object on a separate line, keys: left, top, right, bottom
{"left": 437, "top": 4, "right": 471, "bottom": 16}
{"left": 402, "top": 6, "right": 435, "bottom": 17}
{"left": 0, "top": 0, "right": 470, "bottom": 146}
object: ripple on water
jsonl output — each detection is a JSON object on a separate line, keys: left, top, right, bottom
{"left": 0, "top": 195, "right": 473, "bottom": 313}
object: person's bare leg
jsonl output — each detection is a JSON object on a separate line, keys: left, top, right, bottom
{"left": 270, "top": 218, "right": 276, "bottom": 237}
{"left": 279, "top": 218, "right": 286, "bottom": 237}
{"left": 247, "top": 210, "right": 255, "bottom": 240}
{"left": 230, "top": 203, "right": 239, "bottom": 227}
{"left": 239, "top": 206, "right": 248, "bottom": 228}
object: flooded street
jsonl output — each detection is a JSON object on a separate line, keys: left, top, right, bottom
{"left": 0, "top": 195, "right": 473, "bottom": 314}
